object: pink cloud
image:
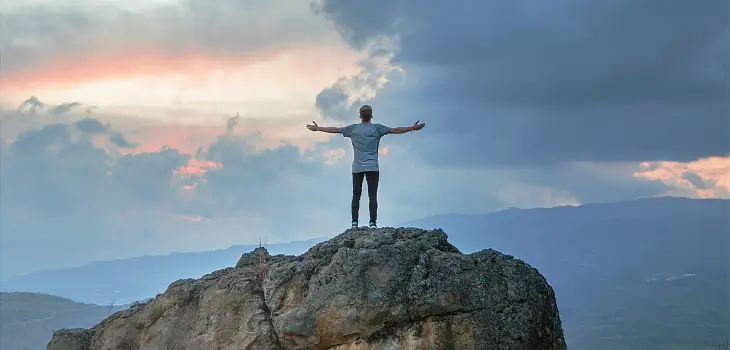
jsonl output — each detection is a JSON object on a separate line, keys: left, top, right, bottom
{"left": 634, "top": 157, "right": 730, "bottom": 198}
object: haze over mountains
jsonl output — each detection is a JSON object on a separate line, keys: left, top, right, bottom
{"left": 0, "top": 239, "right": 325, "bottom": 305}
{"left": 0, "top": 292, "right": 128, "bottom": 350}
{"left": 2, "top": 196, "right": 728, "bottom": 349}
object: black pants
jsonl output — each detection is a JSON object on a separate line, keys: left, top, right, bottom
{"left": 352, "top": 171, "right": 379, "bottom": 223}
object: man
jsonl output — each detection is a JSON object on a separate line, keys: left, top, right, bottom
{"left": 307, "top": 104, "right": 425, "bottom": 228}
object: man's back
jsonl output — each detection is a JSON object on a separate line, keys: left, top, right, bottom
{"left": 341, "top": 122, "right": 391, "bottom": 173}
{"left": 305, "top": 108, "right": 424, "bottom": 228}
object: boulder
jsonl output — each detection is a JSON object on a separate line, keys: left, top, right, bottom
{"left": 48, "top": 227, "right": 566, "bottom": 350}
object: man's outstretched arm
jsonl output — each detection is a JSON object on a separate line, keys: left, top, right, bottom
{"left": 389, "top": 120, "right": 425, "bottom": 134}
{"left": 315, "top": 126, "right": 343, "bottom": 134}
{"left": 306, "top": 121, "right": 341, "bottom": 134}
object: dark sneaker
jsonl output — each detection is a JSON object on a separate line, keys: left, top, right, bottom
{"left": 369, "top": 222, "right": 377, "bottom": 228}
{"left": 351, "top": 221, "right": 358, "bottom": 228}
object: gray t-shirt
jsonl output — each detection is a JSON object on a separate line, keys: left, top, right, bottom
{"left": 340, "top": 122, "right": 392, "bottom": 173}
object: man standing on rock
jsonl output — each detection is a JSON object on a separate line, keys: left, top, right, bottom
{"left": 307, "top": 105, "right": 425, "bottom": 228}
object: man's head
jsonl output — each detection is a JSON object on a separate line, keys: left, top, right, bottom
{"left": 359, "top": 105, "right": 373, "bottom": 122}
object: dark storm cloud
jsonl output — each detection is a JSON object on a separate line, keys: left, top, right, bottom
{"left": 16, "top": 97, "right": 88, "bottom": 117}
{"left": 196, "top": 133, "right": 326, "bottom": 217}
{"left": 109, "top": 133, "right": 137, "bottom": 149}
{"left": 315, "top": 80, "right": 351, "bottom": 120}
{"left": 17, "top": 96, "right": 46, "bottom": 114}
{"left": 314, "top": 0, "right": 730, "bottom": 165}
{"left": 112, "top": 149, "right": 190, "bottom": 202}
{"left": 8, "top": 124, "right": 71, "bottom": 156}
{"left": 226, "top": 113, "right": 241, "bottom": 134}
{"left": 682, "top": 171, "right": 712, "bottom": 190}
{"left": 49, "top": 102, "right": 84, "bottom": 115}
{"left": 0, "top": 116, "right": 172, "bottom": 219}
{"left": 74, "top": 118, "right": 106, "bottom": 134}
{"left": 1, "top": 124, "right": 110, "bottom": 215}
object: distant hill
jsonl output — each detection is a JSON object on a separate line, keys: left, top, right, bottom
{"left": 0, "top": 292, "right": 126, "bottom": 350}
{"left": 404, "top": 196, "right": 730, "bottom": 349}
{"left": 0, "top": 238, "right": 325, "bottom": 305}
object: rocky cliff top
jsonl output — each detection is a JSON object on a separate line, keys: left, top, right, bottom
{"left": 47, "top": 227, "right": 566, "bottom": 350}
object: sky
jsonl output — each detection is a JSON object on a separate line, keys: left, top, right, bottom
{"left": 0, "top": 0, "right": 728, "bottom": 278}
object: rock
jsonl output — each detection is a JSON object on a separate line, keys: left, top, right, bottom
{"left": 46, "top": 328, "right": 93, "bottom": 350}
{"left": 47, "top": 227, "right": 566, "bottom": 350}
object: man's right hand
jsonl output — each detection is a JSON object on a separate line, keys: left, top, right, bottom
{"left": 412, "top": 120, "right": 425, "bottom": 131}
{"left": 307, "top": 121, "right": 319, "bottom": 131}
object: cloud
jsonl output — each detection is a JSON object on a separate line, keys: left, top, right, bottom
{"left": 682, "top": 172, "right": 710, "bottom": 190}
{"left": 73, "top": 118, "right": 106, "bottom": 134}
{"left": 48, "top": 101, "right": 84, "bottom": 115}
{"left": 313, "top": 0, "right": 730, "bottom": 165}
{"left": 512, "top": 162, "right": 669, "bottom": 204}
{"left": 8, "top": 123, "right": 72, "bottom": 156}
{"left": 17, "top": 96, "right": 46, "bottom": 114}
{"left": 0, "top": 105, "right": 349, "bottom": 277}
{"left": 1, "top": 125, "right": 111, "bottom": 218}
{"left": 109, "top": 133, "right": 137, "bottom": 148}
{"left": 1, "top": 0, "right": 344, "bottom": 90}
{"left": 226, "top": 113, "right": 240, "bottom": 134}
{"left": 1, "top": 100, "right": 727, "bottom": 278}
{"left": 112, "top": 149, "right": 191, "bottom": 202}
{"left": 634, "top": 157, "right": 730, "bottom": 198}
{"left": 315, "top": 38, "right": 403, "bottom": 120}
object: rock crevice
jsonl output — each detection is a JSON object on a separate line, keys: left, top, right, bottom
{"left": 47, "top": 227, "right": 566, "bottom": 350}
{"left": 253, "top": 249, "right": 283, "bottom": 349}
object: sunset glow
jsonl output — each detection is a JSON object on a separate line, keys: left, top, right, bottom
{"left": 2, "top": 45, "right": 363, "bottom": 118}
{"left": 174, "top": 158, "right": 222, "bottom": 176}
{"left": 634, "top": 157, "right": 730, "bottom": 198}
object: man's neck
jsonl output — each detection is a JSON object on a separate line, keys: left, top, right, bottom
{"left": 361, "top": 120, "right": 372, "bottom": 124}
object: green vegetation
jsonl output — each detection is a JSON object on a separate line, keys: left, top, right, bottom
{"left": 0, "top": 292, "right": 126, "bottom": 350}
